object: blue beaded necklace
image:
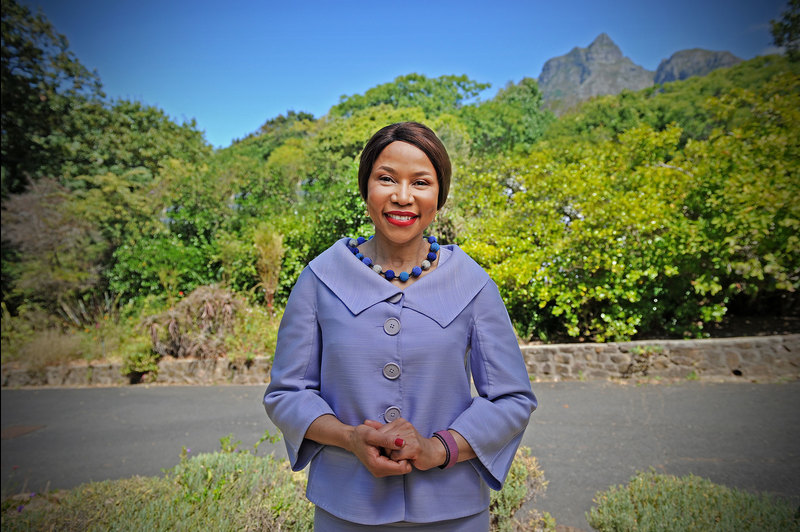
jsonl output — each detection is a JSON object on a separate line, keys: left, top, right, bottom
{"left": 348, "top": 235, "right": 440, "bottom": 282}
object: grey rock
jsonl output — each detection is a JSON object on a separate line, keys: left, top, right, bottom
{"left": 654, "top": 49, "right": 742, "bottom": 84}
{"left": 538, "top": 33, "right": 654, "bottom": 110}
{"left": 538, "top": 34, "right": 742, "bottom": 115}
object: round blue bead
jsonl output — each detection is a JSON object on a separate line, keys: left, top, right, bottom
{"left": 411, "top": 266, "right": 422, "bottom": 277}
{"left": 356, "top": 253, "right": 364, "bottom": 260}
{"left": 399, "top": 271, "right": 410, "bottom": 282}
{"left": 427, "top": 252, "right": 437, "bottom": 261}
{"left": 430, "top": 242, "right": 440, "bottom": 252}
{"left": 350, "top": 246, "right": 359, "bottom": 254}
{"left": 362, "top": 257, "right": 372, "bottom": 266}
{"left": 384, "top": 270, "right": 395, "bottom": 280}
{"left": 427, "top": 236, "right": 437, "bottom": 243}
{"left": 357, "top": 236, "right": 366, "bottom": 245}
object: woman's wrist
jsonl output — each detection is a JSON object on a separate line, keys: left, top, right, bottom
{"left": 428, "top": 435, "right": 448, "bottom": 468}
{"left": 432, "top": 430, "right": 459, "bottom": 469}
{"left": 306, "top": 414, "right": 355, "bottom": 452}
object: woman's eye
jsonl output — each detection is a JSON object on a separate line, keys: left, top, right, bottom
{"left": 414, "top": 180, "right": 430, "bottom": 186}
{"left": 378, "top": 175, "right": 394, "bottom": 183}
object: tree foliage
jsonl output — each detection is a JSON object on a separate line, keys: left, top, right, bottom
{"left": 1, "top": 0, "right": 102, "bottom": 195}
{"left": 458, "top": 71, "right": 799, "bottom": 341}
{"left": 462, "top": 77, "right": 554, "bottom": 155}
{"left": 330, "top": 73, "right": 489, "bottom": 118}
{"left": 772, "top": 0, "right": 800, "bottom": 60}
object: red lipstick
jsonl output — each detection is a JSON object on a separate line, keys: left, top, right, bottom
{"left": 385, "top": 211, "right": 418, "bottom": 227}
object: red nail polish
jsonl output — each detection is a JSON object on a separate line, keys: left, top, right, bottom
{"left": 395, "top": 438, "right": 404, "bottom": 447}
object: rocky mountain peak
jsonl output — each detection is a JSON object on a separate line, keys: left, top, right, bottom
{"left": 537, "top": 34, "right": 742, "bottom": 115}
{"left": 538, "top": 34, "right": 654, "bottom": 112}
{"left": 586, "top": 32, "right": 623, "bottom": 63}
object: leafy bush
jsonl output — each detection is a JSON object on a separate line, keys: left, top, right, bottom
{"left": 490, "top": 447, "right": 556, "bottom": 531}
{"left": 120, "top": 336, "right": 159, "bottom": 379}
{"left": 109, "top": 233, "right": 219, "bottom": 306}
{"left": 587, "top": 470, "right": 800, "bottom": 531}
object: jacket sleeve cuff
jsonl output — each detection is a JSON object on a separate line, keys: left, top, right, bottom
{"left": 265, "top": 390, "right": 334, "bottom": 471}
{"left": 449, "top": 396, "right": 531, "bottom": 490}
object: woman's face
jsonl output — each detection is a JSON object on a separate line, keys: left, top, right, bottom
{"left": 366, "top": 141, "right": 439, "bottom": 246}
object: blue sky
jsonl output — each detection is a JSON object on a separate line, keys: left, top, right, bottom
{"left": 22, "top": 0, "right": 787, "bottom": 148}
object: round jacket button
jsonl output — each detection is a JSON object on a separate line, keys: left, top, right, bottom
{"left": 383, "top": 362, "right": 400, "bottom": 380}
{"left": 384, "top": 406, "right": 401, "bottom": 422}
{"left": 383, "top": 317, "right": 401, "bottom": 336}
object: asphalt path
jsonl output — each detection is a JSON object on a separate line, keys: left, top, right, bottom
{"left": 2, "top": 381, "right": 799, "bottom": 530}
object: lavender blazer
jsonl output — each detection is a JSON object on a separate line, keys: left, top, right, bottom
{"left": 263, "top": 238, "right": 537, "bottom": 525}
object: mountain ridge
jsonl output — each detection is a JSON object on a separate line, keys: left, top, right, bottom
{"left": 538, "top": 34, "right": 742, "bottom": 114}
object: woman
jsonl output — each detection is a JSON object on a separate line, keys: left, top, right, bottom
{"left": 264, "top": 122, "right": 537, "bottom": 531}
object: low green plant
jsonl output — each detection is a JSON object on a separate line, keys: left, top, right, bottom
{"left": 587, "top": 469, "right": 799, "bottom": 531}
{"left": 1, "top": 431, "right": 313, "bottom": 532}
{"left": 218, "top": 433, "right": 242, "bottom": 453}
{"left": 120, "top": 336, "right": 160, "bottom": 379}
{"left": 1, "top": 440, "right": 552, "bottom": 532}
{"left": 490, "top": 447, "right": 556, "bottom": 531}
{"left": 224, "top": 303, "right": 281, "bottom": 365}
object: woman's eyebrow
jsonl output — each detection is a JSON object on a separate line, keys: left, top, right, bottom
{"left": 374, "top": 165, "right": 433, "bottom": 177}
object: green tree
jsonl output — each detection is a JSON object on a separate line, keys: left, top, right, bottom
{"left": 772, "top": 0, "right": 800, "bottom": 60}
{"left": 330, "top": 73, "right": 489, "bottom": 118}
{"left": 0, "top": 178, "right": 106, "bottom": 311}
{"left": 461, "top": 77, "right": 553, "bottom": 155}
{"left": 1, "top": 0, "right": 103, "bottom": 196}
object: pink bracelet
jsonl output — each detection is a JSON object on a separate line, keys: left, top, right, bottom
{"left": 433, "top": 430, "right": 459, "bottom": 469}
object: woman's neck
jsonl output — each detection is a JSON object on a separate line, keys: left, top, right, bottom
{"left": 362, "top": 233, "right": 429, "bottom": 273}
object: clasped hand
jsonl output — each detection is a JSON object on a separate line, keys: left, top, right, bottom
{"left": 347, "top": 418, "right": 445, "bottom": 478}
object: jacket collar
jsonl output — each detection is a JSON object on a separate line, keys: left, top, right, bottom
{"left": 309, "top": 237, "right": 489, "bottom": 327}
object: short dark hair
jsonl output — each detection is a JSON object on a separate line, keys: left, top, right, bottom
{"left": 358, "top": 122, "right": 451, "bottom": 210}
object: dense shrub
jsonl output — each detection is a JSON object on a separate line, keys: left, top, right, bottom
{"left": 587, "top": 470, "right": 800, "bottom": 531}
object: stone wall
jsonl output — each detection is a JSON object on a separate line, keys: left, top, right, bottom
{"left": 2, "top": 335, "right": 798, "bottom": 388}
{"left": 1, "top": 357, "right": 272, "bottom": 388}
{"left": 522, "top": 334, "right": 800, "bottom": 381}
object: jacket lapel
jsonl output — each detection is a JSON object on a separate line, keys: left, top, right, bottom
{"left": 309, "top": 238, "right": 490, "bottom": 327}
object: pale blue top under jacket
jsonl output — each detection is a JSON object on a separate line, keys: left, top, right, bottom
{"left": 263, "top": 238, "right": 537, "bottom": 525}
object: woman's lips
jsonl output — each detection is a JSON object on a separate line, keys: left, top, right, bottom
{"left": 385, "top": 212, "right": 418, "bottom": 227}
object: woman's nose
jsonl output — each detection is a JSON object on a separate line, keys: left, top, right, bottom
{"left": 392, "top": 184, "right": 412, "bottom": 204}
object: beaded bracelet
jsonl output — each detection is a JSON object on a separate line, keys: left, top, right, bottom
{"left": 433, "top": 430, "right": 459, "bottom": 469}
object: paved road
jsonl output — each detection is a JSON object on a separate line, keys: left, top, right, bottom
{"left": 2, "top": 382, "right": 799, "bottom": 530}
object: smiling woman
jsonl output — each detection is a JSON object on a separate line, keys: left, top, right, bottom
{"left": 263, "top": 122, "right": 537, "bottom": 531}
{"left": 360, "top": 140, "right": 440, "bottom": 285}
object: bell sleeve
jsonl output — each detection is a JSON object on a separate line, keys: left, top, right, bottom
{"left": 448, "top": 280, "right": 538, "bottom": 490}
{"left": 263, "top": 267, "right": 334, "bottom": 471}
